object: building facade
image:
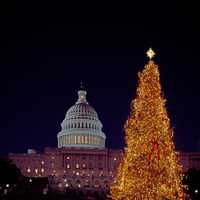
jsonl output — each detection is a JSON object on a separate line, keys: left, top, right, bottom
{"left": 8, "top": 88, "right": 200, "bottom": 192}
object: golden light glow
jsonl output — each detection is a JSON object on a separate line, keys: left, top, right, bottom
{"left": 111, "top": 54, "right": 185, "bottom": 200}
{"left": 146, "top": 48, "right": 155, "bottom": 59}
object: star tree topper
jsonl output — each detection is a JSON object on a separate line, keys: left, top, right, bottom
{"left": 146, "top": 48, "right": 155, "bottom": 60}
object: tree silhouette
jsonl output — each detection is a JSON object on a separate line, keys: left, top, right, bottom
{"left": 0, "top": 157, "right": 21, "bottom": 186}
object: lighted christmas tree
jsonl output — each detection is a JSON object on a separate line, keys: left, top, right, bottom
{"left": 111, "top": 49, "right": 185, "bottom": 200}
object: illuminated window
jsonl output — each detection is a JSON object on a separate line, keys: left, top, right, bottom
{"left": 41, "top": 168, "right": 44, "bottom": 173}
{"left": 78, "top": 136, "right": 81, "bottom": 144}
{"left": 78, "top": 184, "right": 81, "bottom": 188}
{"left": 41, "top": 161, "right": 45, "bottom": 165}
{"left": 35, "top": 168, "right": 38, "bottom": 174}
{"left": 66, "top": 164, "right": 70, "bottom": 169}
{"left": 70, "top": 135, "right": 72, "bottom": 144}
{"left": 27, "top": 168, "right": 31, "bottom": 173}
{"left": 82, "top": 171, "right": 85, "bottom": 176}
{"left": 75, "top": 135, "right": 77, "bottom": 144}
{"left": 76, "top": 164, "right": 79, "bottom": 169}
{"left": 51, "top": 156, "right": 55, "bottom": 160}
{"left": 64, "top": 135, "right": 67, "bottom": 145}
{"left": 114, "top": 157, "right": 117, "bottom": 161}
{"left": 58, "top": 183, "right": 62, "bottom": 188}
{"left": 76, "top": 172, "right": 80, "bottom": 176}
{"left": 94, "top": 136, "right": 97, "bottom": 144}
{"left": 65, "top": 183, "right": 69, "bottom": 187}
{"left": 66, "top": 156, "right": 70, "bottom": 160}
{"left": 64, "top": 178, "right": 67, "bottom": 182}
{"left": 82, "top": 164, "right": 86, "bottom": 169}
{"left": 85, "top": 136, "right": 88, "bottom": 144}
{"left": 81, "top": 136, "right": 84, "bottom": 143}
{"left": 99, "top": 171, "right": 103, "bottom": 177}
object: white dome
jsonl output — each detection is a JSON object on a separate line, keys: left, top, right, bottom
{"left": 65, "top": 102, "right": 98, "bottom": 120}
{"left": 57, "top": 89, "right": 106, "bottom": 149}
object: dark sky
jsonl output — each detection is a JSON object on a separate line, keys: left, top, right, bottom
{"left": 0, "top": 2, "right": 200, "bottom": 155}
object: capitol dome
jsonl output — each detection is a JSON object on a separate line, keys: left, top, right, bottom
{"left": 57, "top": 88, "right": 106, "bottom": 148}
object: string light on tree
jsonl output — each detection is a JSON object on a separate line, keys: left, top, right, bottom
{"left": 111, "top": 48, "right": 185, "bottom": 200}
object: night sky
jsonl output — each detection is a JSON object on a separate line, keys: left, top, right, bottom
{"left": 0, "top": 2, "right": 200, "bottom": 155}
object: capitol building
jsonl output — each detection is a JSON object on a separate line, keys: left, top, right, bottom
{"left": 9, "top": 87, "right": 200, "bottom": 192}
{"left": 9, "top": 87, "right": 122, "bottom": 192}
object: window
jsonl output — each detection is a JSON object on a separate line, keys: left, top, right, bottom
{"left": 81, "top": 136, "right": 84, "bottom": 144}
{"left": 82, "top": 164, "right": 86, "bottom": 169}
{"left": 78, "top": 136, "right": 81, "bottom": 144}
{"left": 76, "top": 164, "right": 79, "bottom": 169}
{"left": 65, "top": 183, "right": 69, "bottom": 187}
{"left": 27, "top": 168, "right": 31, "bottom": 173}
{"left": 35, "top": 168, "right": 38, "bottom": 174}
{"left": 66, "top": 164, "right": 70, "bottom": 169}
{"left": 66, "top": 156, "right": 70, "bottom": 160}
{"left": 41, "top": 168, "right": 44, "bottom": 173}
{"left": 89, "top": 163, "right": 93, "bottom": 169}
{"left": 41, "top": 161, "right": 45, "bottom": 165}
{"left": 85, "top": 136, "right": 88, "bottom": 144}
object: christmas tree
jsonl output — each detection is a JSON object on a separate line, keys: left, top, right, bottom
{"left": 111, "top": 49, "right": 185, "bottom": 200}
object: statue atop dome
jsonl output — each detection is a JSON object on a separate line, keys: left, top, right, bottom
{"left": 76, "top": 82, "right": 88, "bottom": 104}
